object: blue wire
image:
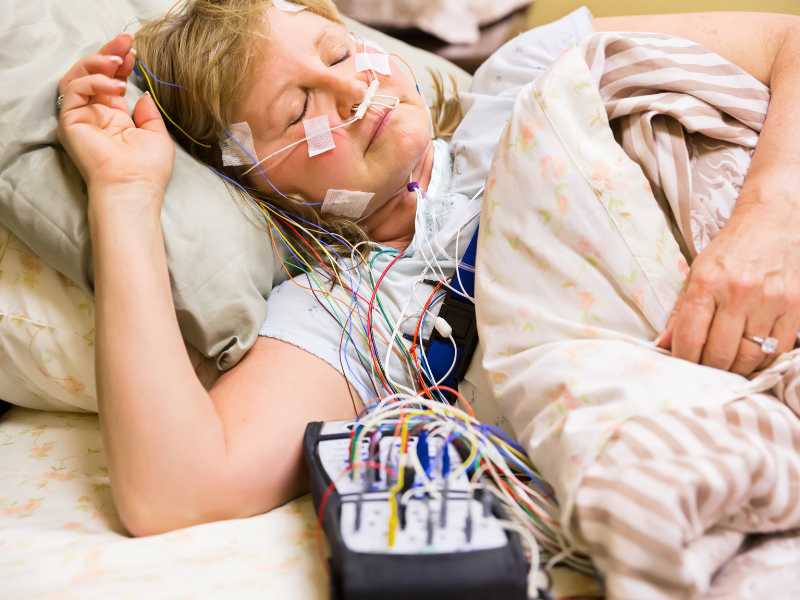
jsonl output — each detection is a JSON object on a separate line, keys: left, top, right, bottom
{"left": 133, "top": 60, "right": 183, "bottom": 89}
{"left": 417, "top": 292, "right": 448, "bottom": 401}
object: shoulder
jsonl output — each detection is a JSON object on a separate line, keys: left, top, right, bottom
{"left": 469, "top": 6, "right": 595, "bottom": 97}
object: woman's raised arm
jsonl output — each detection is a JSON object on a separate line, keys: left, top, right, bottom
{"left": 58, "top": 34, "right": 357, "bottom": 536}
{"left": 596, "top": 12, "right": 800, "bottom": 376}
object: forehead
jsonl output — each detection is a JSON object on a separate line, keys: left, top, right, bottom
{"left": 257, "top": 7, "right": 346, "bottom": 69}
{"left": 235, "top": 8, "right": 345, "bottom": 126}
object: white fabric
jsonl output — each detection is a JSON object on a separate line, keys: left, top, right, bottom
{"left": 474, "top": 40, "right": 797, "bottom": 542}
{"left": 2, "top": 404, "right": 792, "bottom": 597}
{"left": 258, "top": 8, "right": 596, "bottom": 406}
{"left": 0, "top": 405, "right": 606, "bottom": 597}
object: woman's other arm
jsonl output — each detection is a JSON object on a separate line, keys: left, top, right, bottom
{"left": 60, "top": 35, "right": 357, "bottom": 536}
{"left": 595, "top": 13, "right": 800, "bottom": 376}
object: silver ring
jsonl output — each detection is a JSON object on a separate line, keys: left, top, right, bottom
{"left": 56, "top": 94, "right": 64, "bottom": 111}
{"left": 743, "top": 334, "right": 778, "bottom": 354}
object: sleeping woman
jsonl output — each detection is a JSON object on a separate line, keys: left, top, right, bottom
{"left": 56, "top": 0, "right": 800, "bottom": 596}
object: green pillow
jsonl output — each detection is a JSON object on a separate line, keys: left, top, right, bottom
{"left": 0, "top": 0, "right": 470, "bottom": 370}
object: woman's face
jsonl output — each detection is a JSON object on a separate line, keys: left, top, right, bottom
{"left": 235, "top": 7, "right": 432, "bottom": 217}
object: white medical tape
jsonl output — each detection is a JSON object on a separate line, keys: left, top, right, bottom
{"left": 354, "top": 79, "right": 380, "bottom": 120}
{"left": 272, "top": 0, "right": 306, "bottom": 13}
{"left": 364, "top": 40, "right": 386, "bottom": 54}
{"left": 303, "top": 114, "right": 336, "bottom": 157}
{"left": 220, "top": 121, "right": 257, "bottom": 167}
{"left": 355, "top": 52, "right": 391, "bottom": 76}
{"left": 321, "top": 189, "right": 374, "bottom": 219}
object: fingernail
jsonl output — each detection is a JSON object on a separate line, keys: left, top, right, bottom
{"left": 143, "top": 91, "right": 151, "bottom": 97}
{"left": 109, "top": 55, "right": 123, "bottom": 65}
{"left": 129, "top": 47, "right": 137, "bottom": 57}
{"left": 115, "top": 80, "right": 127, "bottom": 89}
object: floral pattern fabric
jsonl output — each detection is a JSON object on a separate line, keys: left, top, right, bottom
{"left": 475, "top": 39, "right": 797, "bottom": 536}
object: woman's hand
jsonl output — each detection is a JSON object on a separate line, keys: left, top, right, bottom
{"left": 657, "top": 191, "right": 800, "bottom": 376}
{"left": 56, "top": 33, "right": 174, "bottom": 206}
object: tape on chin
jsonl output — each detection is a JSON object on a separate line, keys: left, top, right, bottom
{"left": 322, "top": 189, "right": 374, "bottom": 219}
{"left": 303, "top": 115, "right": 336, "bottom": 157}
{"left": 220, "top": 121, "right": 258, "bottom": 167}
{"left": 273, "top": 0, "right": 306, "bottom": 13}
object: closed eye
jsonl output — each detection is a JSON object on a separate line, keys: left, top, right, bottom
{"left": 331, "top": 52, "right": 350, "bottom": 66}
{"left": 289, "top": 92, "right": 309, "bottom": 127}
{"left": 288, "top": 51, "right": 350, "bottom": 127}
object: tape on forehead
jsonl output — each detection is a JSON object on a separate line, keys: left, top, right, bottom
{"left": 322, "top": 189, "right": 374, "bottom": 219}
{"left": 272, "top": 0, "right": 306, "bottom": 13}
{"left": 355, "top": 52, "right": 391, "bottom": 76}
{"left": 220, "top": 121, "right": 257, "bottom": 167}
{"left": 303, "top": 115, "right": 336, "bottom": 157}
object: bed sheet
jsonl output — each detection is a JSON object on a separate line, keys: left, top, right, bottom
{"left": 1, "top": 408, "right": 327, "bottom": 599}
{"left": 0, "top": 406, "right": 603, "bottom": 599}
{"left": 4, "top": 407, "right": 798, "bottom": 598}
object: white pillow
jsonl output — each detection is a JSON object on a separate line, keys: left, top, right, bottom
{"left": 0, "top": 224, "right": 219, "bottom": 412}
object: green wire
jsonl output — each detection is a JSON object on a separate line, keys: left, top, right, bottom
{"left": 368, "top": 249, "right": 419, "bottom": 384}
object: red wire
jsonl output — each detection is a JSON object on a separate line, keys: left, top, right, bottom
{"left": 411, "top": 282, "right": 444, "bottom": 399}
{"left": 365, "top": 251, "right": 404, "bottom": 394}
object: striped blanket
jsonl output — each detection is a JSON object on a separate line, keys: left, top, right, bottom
{"left": 476, "top": 31, "right": 800, "bottom": 598}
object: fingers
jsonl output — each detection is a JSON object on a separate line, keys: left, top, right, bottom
{"left": 731, "top": 331, "right": 773, "bottom": 376}
{"left": 132, "top": 92, "right": 168, "bottom": 134}
{"left": 754, "top": 311, "right": 800, "bottom": 371}
{"left": 98, "top": 32, "right": 134, "bottom": 61}
{"left": 60, "top": 73, "right": 127, "bottom": 115}
{"left": 699, "top": 305, "right": 746, "bottom": 371}
{"left": 99, "top": 33, "right": 136, "bottom": 84}
{"left": 59, "top": 33, "right": 135, "bottom": 98}
{"left": 670, "top": 282, "right": 716, "bottom": 363}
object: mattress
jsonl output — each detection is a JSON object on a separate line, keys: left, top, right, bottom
{"left": 1, "top": 407, "right": 327, "bottom": 599}
{"left": 1, "top": 404, "right": 605, "bottom": 599}
{"left": 4, "top": 405, "right": 796, "bottom": 598}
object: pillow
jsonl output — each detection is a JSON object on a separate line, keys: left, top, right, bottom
{"left": 0, "top": 0, "right": 470, "bottom": 373}
{"left": 0, "top": 224, "right": 221, "bottom": 412}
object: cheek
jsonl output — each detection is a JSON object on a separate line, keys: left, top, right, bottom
{"left": 278, "top": 140, "right": 362, "bottom": 197}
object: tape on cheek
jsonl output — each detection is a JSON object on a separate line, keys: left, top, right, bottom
{"left": 272, "top": 0, "right": 306, "bottom": 13}
{"left": 303, "top": 115, "right": 336, "bottom": 157}
{"left": 220, "top": 121, "right": 258, "bottom": 167}
{"left": 355, "top": 52, "right": 391, "bottom": 76}
{"left": 321, "top": 189, "right": 374, "bottom": 219}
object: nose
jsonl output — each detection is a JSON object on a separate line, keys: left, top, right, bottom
{"left": 313, "top": 67, "right": 369, "bottom": 123}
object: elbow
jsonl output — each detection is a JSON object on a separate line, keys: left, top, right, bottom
{"left": 115, "top": 486, "right": 272, "bottom": 538}
{"left": 117, "top": 499, "right": 193, "bottom": 538}
{"left": 119, "top": 502, "right": 236, "bottom": 538}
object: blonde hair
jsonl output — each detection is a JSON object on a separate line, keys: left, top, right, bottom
{"left": 135, "top": 0, "right": 463, "bottom": 268}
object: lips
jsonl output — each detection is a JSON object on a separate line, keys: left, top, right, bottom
{"left": 365, "top": 108, "right": 391, "bottom": 151}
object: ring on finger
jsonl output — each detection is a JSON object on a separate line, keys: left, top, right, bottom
{"left": 56, "top": 94, "right": 64, "bottom": 111}
{"left": 743, "top": 334, "right": 779, "bottom": 354}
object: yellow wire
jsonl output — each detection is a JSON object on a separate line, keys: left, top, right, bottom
{"left": 387, "top": 417, "right": 410, "bottom": 547}
{"left": 137, "top": 61, "right": 211, "bottom": 149}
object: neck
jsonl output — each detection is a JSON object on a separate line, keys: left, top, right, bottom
{"left": 361, "top": 140, "right": 435, "bottom": 251}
